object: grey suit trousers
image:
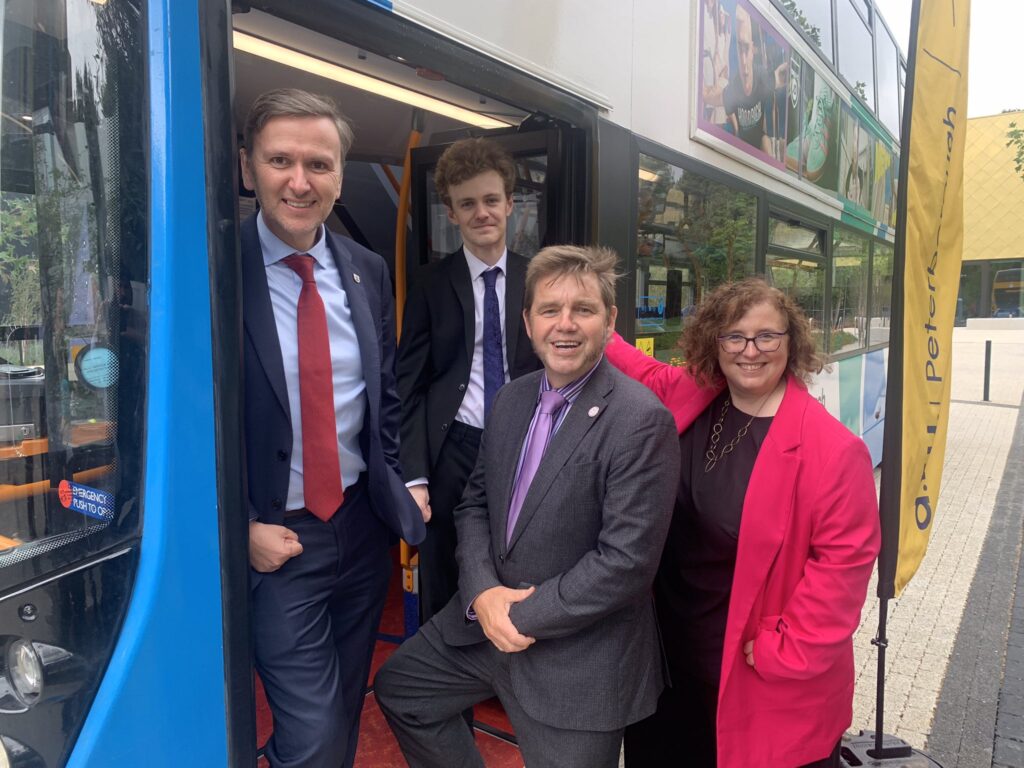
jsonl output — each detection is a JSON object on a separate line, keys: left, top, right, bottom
{"left": 375, "top": 621, "right": 623, "bottom": 768}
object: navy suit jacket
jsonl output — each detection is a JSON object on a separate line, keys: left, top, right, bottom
{"left": 241, "top": 215, "right": 425, "bottom": 546}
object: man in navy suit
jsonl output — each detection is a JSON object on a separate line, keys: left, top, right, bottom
{"left": 240, "top": 88, "right": 425, "bottom": 768}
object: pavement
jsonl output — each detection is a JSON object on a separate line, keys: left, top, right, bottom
{"left": 848, "top": 328, "right": 1024, "bottom": 767}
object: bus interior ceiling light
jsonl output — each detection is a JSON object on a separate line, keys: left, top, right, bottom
{"left": 233, "top": 32, "right": 511, "bottom": 129}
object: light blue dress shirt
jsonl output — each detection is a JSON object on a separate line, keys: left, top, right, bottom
{"left": 258, "top": 212, "right": 367, "bottom": 512}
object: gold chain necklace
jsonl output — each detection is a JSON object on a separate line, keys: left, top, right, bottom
{"left": 703, "top": 380, "right": 784, "bottom": 473}
{"left": 703, "top": 399, "right": 755, "bottom": 473}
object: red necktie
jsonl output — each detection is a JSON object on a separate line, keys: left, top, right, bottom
{"left": 282, "top": 254, "right": 343, "bottom": 521}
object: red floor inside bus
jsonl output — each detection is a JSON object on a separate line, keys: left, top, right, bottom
{"left": 255, "top": 550, "right": 523, "bottom": 766}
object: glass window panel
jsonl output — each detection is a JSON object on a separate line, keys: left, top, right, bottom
{"left": 636, "top": 154, "right": 757, "bottom": 363}
{"left": 870, "top": 242, "right": 894, "bottom": 345}
{"left": 832, "top": 228, "right": 869, "bottom": 353}
{"left": 851, "top": 0, "right": 871, "bottom": 23}
{"left": 777, "top": 0, "right": 834, "bottom": 62}
{"left": 769, "top": 216, "right": 825, "bottom": 256}
{"left": 767, "top": 253, "right": 826, "bottom": 351}
{"left": 0, "top": 0, "right": 147, "bottom": 581}
{"left": 837, "top": 0, "right": 875, "bottom": 108}
{"left": 992, "top": 262, "right": 1024, "bottom": 317}
{"left": 876, "top": 27, "right": 901, "bottom": 137}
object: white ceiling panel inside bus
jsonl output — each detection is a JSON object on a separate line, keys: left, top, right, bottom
{"left": 231, "top": 9, "right": 528, "bottom": 165}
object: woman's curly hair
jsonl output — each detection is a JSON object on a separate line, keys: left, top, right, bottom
{"left": 680, "top": 277, "right": 824, "bottom": 387}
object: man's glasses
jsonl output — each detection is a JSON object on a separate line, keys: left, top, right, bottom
{"left": 717, "top": 332, "right": 787, "bottom": 354}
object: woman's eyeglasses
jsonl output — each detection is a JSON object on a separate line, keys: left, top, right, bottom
{"left": 717, "top": 332, "right": 787, "bottom": 354}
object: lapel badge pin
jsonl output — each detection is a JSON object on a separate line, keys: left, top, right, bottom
{"left": 353, "top": 273, "right": 361, "bottom": 283}
{"left": 588, "top": 406, "right": 599, "bottom": 418}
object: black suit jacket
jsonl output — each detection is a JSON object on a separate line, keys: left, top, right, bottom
{"left": 396, "top": 248, "right": 540, "bottom": 480}
{"left": 241, "top": 215, "right": 425, "bottom": 545}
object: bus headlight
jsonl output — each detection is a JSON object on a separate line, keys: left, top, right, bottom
{"left": 0, "top": 735, "right": 9, "bottom": 768}
{"left": 6, "top": 641, "right": 42, "bottom": 707}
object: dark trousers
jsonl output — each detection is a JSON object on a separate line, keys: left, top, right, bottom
{"left": 375, "top": 621, "right": 624, "bottom": 768}
{"left": 252, "top": 480, "right": 391, "bottom": 768}
{"left": 419, "top": 420, "right": 482, "bottom": 623}
{"left": 623, "top": 674, "right": 842, "bottom": 768}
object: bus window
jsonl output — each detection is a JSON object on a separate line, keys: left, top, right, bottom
{"left": 832, "top": 226, "right": 870, "bottom": 354}
{"left": 0, "top": 0, "right": 146, "bottom": 762}
{"left": 870, "top": 243, "right": 894, "bottom": 345}
{"left": 635, "top": 154, "right": 757, "bottom": 362}
{"left": 992, "top": 267, "right": 1023, "bottom": 317}
{"left": 767, "top": 216, "right": 826, "bottom": 352}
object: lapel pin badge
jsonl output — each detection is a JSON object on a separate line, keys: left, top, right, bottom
{"left": 353, "top": 273, "right": 361, "bottom": 283}
{"left": 588, "top": 406, "right": 599, "bottom": 418}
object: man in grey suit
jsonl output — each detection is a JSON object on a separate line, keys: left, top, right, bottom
{"left": 375, "top": 245, "right": 679, "bottom": 767}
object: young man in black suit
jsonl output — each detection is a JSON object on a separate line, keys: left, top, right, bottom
{"left": 397, "top": 138, "right": 540, "bottom": 622}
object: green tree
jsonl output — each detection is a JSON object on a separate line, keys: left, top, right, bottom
{"left": 1007, "top": 121, "right": 1024, "bottom": 181}
{"left": 0, "top": 195, "right": 41, "bottom": 328}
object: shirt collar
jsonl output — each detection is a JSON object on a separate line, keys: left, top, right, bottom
{"left": 540, "top": 356, "right": 604, "bottom": 404}
{"left": 257, "top": 211, "right": 331, "bottom": 270}
{"left": 463, "top": 245, "right": 508, "bottom": 281}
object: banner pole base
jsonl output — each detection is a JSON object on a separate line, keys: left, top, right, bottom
{"left": 843, "top": 731, "right": 944, "bottom": 766}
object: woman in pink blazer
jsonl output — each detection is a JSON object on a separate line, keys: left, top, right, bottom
{"left": 615, "top": 279, "right": 880, "bottom": 768}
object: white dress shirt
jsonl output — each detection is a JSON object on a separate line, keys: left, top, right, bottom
{"left": 258, "top": 212, "right": 367, "bottom": 511}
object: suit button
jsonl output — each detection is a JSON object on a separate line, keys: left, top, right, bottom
{"left": 458, "top": 383, "right": 466, "bottom": 392}
{"left": 271, "top": 498, "right": 283, "bottom": 511}
{"left": 498, "top": 554, "right": 504, "bottom": 563}
{"left": 441, "top": 423, "right": 448, "bottom": 432}
{"left": 277, "top": 450, "right": 288, "bottom": 461}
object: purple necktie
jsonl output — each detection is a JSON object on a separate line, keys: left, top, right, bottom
{"left": 506, "top": 389, "right": 567, "bottom": 545}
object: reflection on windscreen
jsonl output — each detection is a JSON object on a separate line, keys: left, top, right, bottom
{"left": 0, "top": 0, "right": 147, "bottom": 580}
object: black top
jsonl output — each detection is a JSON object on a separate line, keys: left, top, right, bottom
{"left": 656, "top": 389, "right": 773, "bottom": 684}
{"left": 723, "top": 67, "right": 773, "bottom": 147}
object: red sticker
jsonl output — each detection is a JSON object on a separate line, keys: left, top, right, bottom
{"left": 58, "top": 479, "right": 73, "bottom": 508}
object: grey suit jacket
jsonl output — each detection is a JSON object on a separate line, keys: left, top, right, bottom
{"left": 433, "top": 358, "right": 679, "bottom": 732}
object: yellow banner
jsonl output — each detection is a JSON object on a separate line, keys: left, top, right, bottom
{"left": 895, "top": 0, "right": 970, "bottom": 595}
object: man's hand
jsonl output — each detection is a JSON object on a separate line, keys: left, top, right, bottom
{"left": 472, "top": 586, "right": 536, "bottom": 653}
{"left": 249, "top": 521, "right": 303, "bottom": 572}
{"left": 409, "top": 484, "right": 432, "bottom": 523}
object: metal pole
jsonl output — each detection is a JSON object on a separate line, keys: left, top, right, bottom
{"left": 870, "top": 597, "right": 914, "bottom": 759}
{"left": 983, "top": 340, "right": 992, "bottom": 402}
{"left": 872, "top": 598, "right": 889, "bottom": 754}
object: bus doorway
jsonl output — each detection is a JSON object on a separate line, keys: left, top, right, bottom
{"left": 229, "top": 4, "right": 592, "bottom": 763}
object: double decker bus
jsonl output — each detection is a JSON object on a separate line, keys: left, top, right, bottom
{"left": 0, "top": 0, "right": 903, "bottom": 764}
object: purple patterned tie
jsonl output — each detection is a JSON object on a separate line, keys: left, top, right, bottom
{"left": 506, "top": 389, "right": 567, "bottom": 545}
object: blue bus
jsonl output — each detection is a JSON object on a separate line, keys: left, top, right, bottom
{"left": 0, "top": 0, "right": 903, "bottom": 764}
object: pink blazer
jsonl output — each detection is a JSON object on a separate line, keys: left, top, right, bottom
{"left": 606, "top": 335, "right": 880, "bottom": 767}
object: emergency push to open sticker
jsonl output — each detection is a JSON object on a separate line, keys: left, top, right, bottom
{"left": 58, "top": 480, "right": 114, "bottom": 522}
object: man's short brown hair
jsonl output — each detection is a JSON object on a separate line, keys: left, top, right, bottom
{"left": 433, "top": 138, "right": 516, "bottom": 208}
{"left": 525, "top": 245, "right": 620, "bottom": 316}
{"left": 243, "top": 88, "right": 354, "bottom": 162}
